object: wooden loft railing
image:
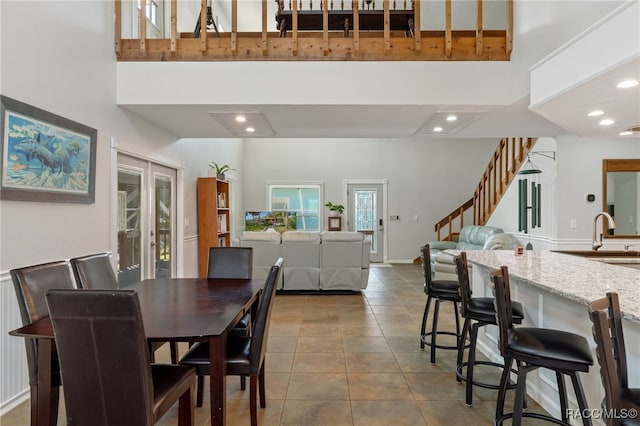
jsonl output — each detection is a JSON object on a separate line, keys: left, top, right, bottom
{"left": 434, "top": 137, "right": 537, "bottom": 241}
{"left": 115, "top": 0, "right": 513, "bottom": 61}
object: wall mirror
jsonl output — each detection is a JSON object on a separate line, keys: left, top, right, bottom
{"left": 603, "top": 159, "right": 640, "bottom": 238}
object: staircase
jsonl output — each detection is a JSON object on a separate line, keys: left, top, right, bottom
{"left": 434, "top": 137, "right": 538, "bottom": 242}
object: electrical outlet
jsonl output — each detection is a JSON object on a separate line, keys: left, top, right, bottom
{"left": 570, "top": 218, "right": 577, "bottom": 229}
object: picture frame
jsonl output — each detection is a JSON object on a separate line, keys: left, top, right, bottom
{"left": 328, "top": 216, "right": 342, "bottom": 231}
{"left": 1, "top": 95, "right": 97, "bottom": 203}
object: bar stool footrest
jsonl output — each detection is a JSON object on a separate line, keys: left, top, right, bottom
{"left": 421, "top": 331, "right": 469, "bottom": 351}
{"left": 456, "top": 361, "right": 517, "bottom": 390}
{"left": 496, "top": 411, "right": 572, "bottom": 426}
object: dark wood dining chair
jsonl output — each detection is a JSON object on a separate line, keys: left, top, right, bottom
{"left": 588, "top": 292, "right": 640, "bottom": 426}
{"left": 180, "top": 258, "right": 284, "bottom": 426}
{"left": 70, "top": 252, "right": 178, "bottom": 363}
{"left": 207, "top": 246, "right": 253, "bottom": 279}
{"left": 207, "top": 246, "right": 255, "bottom": 389}
{"left": 10, "top": 260, "right": 76, "bottom": 426}
{"left": 207, "top": 246, "right": 254, "bottom": 333}
{"left": 70, "top": 252, "right": 118, "bottom": 290}
{"left": 46, "top": 289, "right": 196, "bottom": 426}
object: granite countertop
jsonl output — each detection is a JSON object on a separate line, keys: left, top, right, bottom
{"left": 457, "top": 250, "right": 640, "bottom": 324}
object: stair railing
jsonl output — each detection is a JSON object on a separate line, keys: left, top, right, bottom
{"left": 434, "top": 137, "right": 537, "bottom": 241}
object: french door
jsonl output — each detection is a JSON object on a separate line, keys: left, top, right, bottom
{"left": 117, "top": 154, "right": 177, "bottom": 286}
{"left": 346, "top": 182, "right": 386, "bottom": 263}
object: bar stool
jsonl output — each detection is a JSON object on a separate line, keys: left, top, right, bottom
{"left": 419, "top": 244, "right": 465, "bottom": 363}
{"left": 588, "top": 292, "right": 640, "bottom": 426}
{"left": 454, "top": 252, "right": 524, "bottom": 406}
{"left": 491, "top": 265, "right": 593, "bottom": 426}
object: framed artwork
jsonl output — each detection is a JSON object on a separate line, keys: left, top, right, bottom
{"left": 1, "top": 95, "right": 97, "bottom": 203}
{"left": 328, "top": 216, "right": 342, "bottom": 231}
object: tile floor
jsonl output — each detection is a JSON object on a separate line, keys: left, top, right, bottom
{"left": 1, "top": 263, "right": 548, "bottom": 425}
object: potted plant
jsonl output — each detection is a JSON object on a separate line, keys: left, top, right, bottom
{"left": 325, "top": 201, "right": 344, "bottom": 215}
{"left": 325, "top": 201, "right": 344, "bottom": 230}
{"left": 209, "top": 162, "right": 236, "bottom": 180}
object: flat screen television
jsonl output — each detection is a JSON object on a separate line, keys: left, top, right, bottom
{"left": 245, "top": 211, "right": 297, "bottom": 233}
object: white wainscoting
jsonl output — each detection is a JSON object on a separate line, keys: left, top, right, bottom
{"left": 0, "top": 271, "right": 30, "bottom": 415}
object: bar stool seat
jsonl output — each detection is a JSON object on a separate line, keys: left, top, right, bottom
{"left": 419, "top": 244, "right": 467, "bottom": 363}
{"left": 507, "top": 327, "right": 593, "bottom": 369}
{"left": 492, "top": 265, "right": 593, "bottom": 426}
{"left": 454, "top": 252, "right": 525, "bottom": 406}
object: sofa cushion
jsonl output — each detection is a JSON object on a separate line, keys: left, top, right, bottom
{"left": 320, "top": 231, "right": 363, "bottom": 242}
{"left": 240, "top": 231, "right": 282, "bottom": 243}
{"left": 281, "top": 231, "right": 321, "bottom": 290}
{"left": 282, "top": 231, "right": 321, "bottom": 243}
{"left": 458, "top": 225, "right": 503, "bottom": 247}
{"left": 239, "top": 231, "right": 283, "bottom": 286}
{"left": 484, "top": 232, "right": 518, "bottom": 250}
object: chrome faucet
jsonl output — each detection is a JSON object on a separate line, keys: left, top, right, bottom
{"left": 592, "top": 212, "right": 616, "bottom": 251}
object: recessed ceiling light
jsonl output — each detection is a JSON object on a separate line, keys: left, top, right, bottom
{"left": 617, "top": 79, "right": 639, "bottom": 89}
{"left": 209, "top": 111, "right": 275, "bottom": 136}
{"left": 416, "top": 111, "right": 486, "bottom": 136}
{"left": 619, "top": 131, "right": 633, "bottom": 136}
{"left": 246, "top": 127, "right": 255, "bottom": 133}
{"left": 588, "top": 110, "right": 604, "bottom": 117}
{"left": 599, "top": 119, "right": 615, "bottom": 126}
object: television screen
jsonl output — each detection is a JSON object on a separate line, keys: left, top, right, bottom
{"left": 245, "top": 211, "right": 297, "bottom": 233}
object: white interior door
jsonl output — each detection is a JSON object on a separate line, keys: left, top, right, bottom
{"left": 117, "top": 154, "right": 176, "bottom": 286}
{"left": 347, "top": 183, "right": 385, "bottom": 263}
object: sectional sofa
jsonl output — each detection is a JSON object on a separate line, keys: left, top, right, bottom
{"left": 238, "top": 230, "right": 371, "bottom": 291}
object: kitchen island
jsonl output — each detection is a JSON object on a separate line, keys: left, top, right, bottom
{"left": 460, "top": 250, "right": 640, "bottom": 425}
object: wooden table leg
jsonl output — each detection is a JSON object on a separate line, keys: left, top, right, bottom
{"left": 36, "top": 338, "right": 52, "bottom": 426}
{"left": 209, "top": 335, "right": 226, "bottom": 426}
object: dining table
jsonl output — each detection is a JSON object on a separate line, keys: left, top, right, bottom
{"left": 9, "top": 277, "right": 265, "bottom": 426}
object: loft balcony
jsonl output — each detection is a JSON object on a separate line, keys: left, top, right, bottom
{"left": 115, "top": 0, "right": 513, "bottom": 61}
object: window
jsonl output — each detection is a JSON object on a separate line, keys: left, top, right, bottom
{"left": 268, "top": 183, "right": 322, "bottom": 231}
{"left": 138, "top": 0, "right": 159, "bottom": 27}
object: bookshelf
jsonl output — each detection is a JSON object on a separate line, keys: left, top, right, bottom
{"left": 197, "top": 177, "right": 231, "bottom": 278}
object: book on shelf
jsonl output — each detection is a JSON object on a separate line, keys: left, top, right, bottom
{"left": 217, "top": 214, "right": 227, "bottom": 233}
{"left": 218, "top": 237, "right": 226, "bottom": 247}
{"left": 217, "top": 192, "right": 226, "bottom": 208}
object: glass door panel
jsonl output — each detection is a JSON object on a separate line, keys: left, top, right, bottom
{"left": 117, "top": 154, "right": 177, "bottom": 284}
{"left": 348, "top": 183, "right": 384, "bottom": 262}
{"left": 153, "top": 170, "right": 174, "bottom": 278}
{"left": 117, "top": 167, "right": 143, "bottom": 286}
